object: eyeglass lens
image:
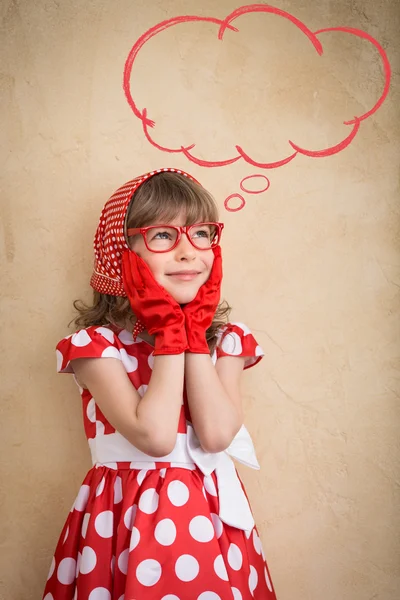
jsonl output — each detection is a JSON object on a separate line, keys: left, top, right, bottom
{"left": 145, "top": 224, "right": 218, "bottom": 252}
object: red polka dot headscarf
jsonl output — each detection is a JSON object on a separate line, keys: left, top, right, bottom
{"left": 90, "top": 168, "right": 200, "bottom": 297}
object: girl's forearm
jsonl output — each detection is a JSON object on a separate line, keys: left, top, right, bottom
{"left": 137, "top": 353, "right": 185, "bottom": 455}
{"left": 184, "top": 353, "right": 242, "bottom": 453}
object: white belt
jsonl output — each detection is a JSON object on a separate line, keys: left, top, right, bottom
{"left": 89, "top": 424, "right": 260, "bottom": 532}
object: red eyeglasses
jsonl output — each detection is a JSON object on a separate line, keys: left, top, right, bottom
{"left": 127, "top": 222, "right": 224, "bottom": 253}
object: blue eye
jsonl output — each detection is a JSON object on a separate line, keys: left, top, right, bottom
{"left": 154, "top": 231, "right": 172, "bottom": 240}
{"left": 192, "top": 227, "right": 212, "bottom": 239}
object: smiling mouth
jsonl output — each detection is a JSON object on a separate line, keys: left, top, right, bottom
{"left": 167, "top": 272, "right": 200, "bottom": 281}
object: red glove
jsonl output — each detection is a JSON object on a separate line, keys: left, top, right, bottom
{"left": 122, "top": 251, "right": 188, "bottom": 355}
{"left": 183, "top": 246, "right": 223, "bottom": 353}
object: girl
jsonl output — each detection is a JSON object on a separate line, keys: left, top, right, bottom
{"left": 43, "top": 168, "right": 277, "bottom": 600}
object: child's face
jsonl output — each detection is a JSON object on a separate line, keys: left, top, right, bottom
{"left": 129, "top": 214, "right": 215, "bottom": 304}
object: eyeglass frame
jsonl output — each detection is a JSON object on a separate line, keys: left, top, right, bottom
{"left": 126, "top": 222, "right": 224, "bottom": 253}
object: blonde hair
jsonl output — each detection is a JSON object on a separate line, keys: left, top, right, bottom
{"left": 73, "top": 172, "right": 232, "bottom": 354}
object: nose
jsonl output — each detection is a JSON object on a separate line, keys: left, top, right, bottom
{"left": 174, "top": 231, "right": 196, "bottom": 260}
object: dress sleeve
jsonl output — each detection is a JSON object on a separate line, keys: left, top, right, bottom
{"left": 215, "top": 322, "right": 264, "bottom": 370}
{"left": 56, "top": 326, "right": 122, "bottom": 374}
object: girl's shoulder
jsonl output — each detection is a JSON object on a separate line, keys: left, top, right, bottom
{"left": 215, "top": 322, "right": 264, "bottom": 370}
{"left": 55, "top": 325, "right": 150, "bottom": 374}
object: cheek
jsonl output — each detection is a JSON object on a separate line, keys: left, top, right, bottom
{"left": 129, "top": 237, "right": 144, "bottom": 255}
{"left": 204, "top": 254, "right": 214, "bottom": 273}
{"left": 143, "top": 256, "right": 161, "bottom": 275}
{"left": 130, "top": 242, "right": 161, "bottom": 274}
{"left": 142, "top": 255, "right": 168, "bottom": 282}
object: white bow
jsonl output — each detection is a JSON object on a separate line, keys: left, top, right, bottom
{"left": 186, "top": 424, "right": 260, "bottom": 532}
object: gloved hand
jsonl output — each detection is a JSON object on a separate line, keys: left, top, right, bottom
{"left": 122, "top": 250, "right": 188, "bottom": 355}
{"left": 182, "top": 246, "right": 223, "bottom": 353}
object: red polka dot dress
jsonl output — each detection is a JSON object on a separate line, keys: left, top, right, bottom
{"left": 43, "top": 322, "right": 277, "bottom": 600}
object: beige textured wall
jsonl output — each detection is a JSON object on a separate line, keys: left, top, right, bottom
{"left": 1, "top": 1, "right": 399, "bottom": 599}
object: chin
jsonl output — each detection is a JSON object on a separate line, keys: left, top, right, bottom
{"left": 172, "top": 290, "right": 198, "bottom": 304}
{"left": 165, "top": 284, "right": 200, "bottom": 305}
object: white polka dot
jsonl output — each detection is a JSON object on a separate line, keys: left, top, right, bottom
{"left": 136, "top": 559, "right": 162, "bottom": 586}
{"left": 57, "top": 557, "right": 76, "bottom": 584}
{"left": 214, "top": 554, "right": 228, "bottom": 581}
{"left": 249, "top": 565, "right": 258, "bottom": 595}
{"left": 211, "top": 513, "right": 223, "bottom": 539}
{"left": 159, "top": 468, "right": 166, "bottom": 478}
{"left": 96, "top": 477, "right": 105, "bottom": 497}
{"left": 255, "top": 345, "right": 264, "bottom": 356}
{"left": 63, "top": 526, "right": 69, "bottom": 544}
{"left": 155, "top": 518, "right": 177, "bottom": 546}
{"left": 245, "top": 527, "right": 252, "bottom": 539}
{"left": 137, "top": 469, "right": 150, "bottom": 485}
{"left": 253, "top": 530, "right": 262, "bottom": 555}
{"left": 189, "top": 516, "right": 214, "bottom": 542}
{"left": 167, "top": 480, "right": 189, "bottom": 506}
{"left": 71, "top": 330, "right": 92, "bottom": 347}
{"left": 74, "top": 485, "right": 90, "bottom": 511}
{"left": 129, "top": 526, "right": 141, "bottom": 551}
{"left": 119, "top": 348, "right": 138, "bottom": 373}
{"left": 161, "top": 596, "right": 180, "bottom": 600}
{"left": 124, "top": 504, "right": 137, "bottom": 530}
{"left": 221, "top": 332, "right": 242, "bottom": 355}
{"left": 175, "top": 555, "right": 199, "bottom": 582}
{"left": 95, "top": 510, "right": 114, "bottom": 538}
{"left": 204, "top": 475, "right": 218, "bottom": 497}
{"left": 56, "top": 349, "right": 63, "bottom": 372}
{"left": 148, "top": 353, "right": 155, "bottom": 369}
{"left": 232, "top": 588, "right": 242, "bottom": 600}
{"left": 44, "top": 594, "right": 54, "bottom": 600}
{"left": 75, "top": 552, "right": 81, "bottom": 577}
{"left": 118, "top": 329, "right": 135, "bottom": 344}
{"left": 95, "top": 327, "right": 115, "bottom": 343}
{"left": 139, "top": 488, "right": 159, "bottom": 514}
{"left": 101, "top": 346, "right": 121, "bottom": 360}
{"left": 228, "top": 544, "right": 243, "bottom": 570}
{"left": 96, "top": 420, "right": 105, "bottom": 436}
{"left": 47, "top": 557, "right": 55, "bottom": 580}
{"left": 81, "top": 514, "right": 90, "bottom": 538}
{"left": 118, "top": 548, "right": 129, "bottom": 574}
{"left": 86, "top": 398, "right": 96, "bottom": 422}
{"left": 88, "top": 588, "right": 111, "bottom": 600}
{"left": 137, "top": 384, "right": 148, "bottom": 398}
{"left": 265, "top": 567, "right": 273, "bottom": 592}
{"left": 197, "top": 594, "right": 222, "bottom": 600}
{"left": 80, "top": 546, "right": 97, "bottom": 574}
{"left": 114, "top": 476, "right": 123, "bottom": 503}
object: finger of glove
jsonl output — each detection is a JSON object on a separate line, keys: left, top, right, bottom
{"left": 183, "top": 248, "right": 222, "bottom": 316}
{"left": 128, "top": 251, "right": 185, "bottom": 320}
{"left": 138, "top": 260, "right": 183, "bottom": 310}
{"left": 207, "top": 246, "right": 223, "bottom": 289}
{"left": 122, "top": 251, "right": 143, "bottom": 296}
{"left": 124, "top": 250, "right": 165, "bottom": 299}
{"left": 197, "top": 246, "right": 223, "bottom": 297}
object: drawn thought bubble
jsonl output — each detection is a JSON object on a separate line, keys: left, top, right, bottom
{"left": 123, "top": 4, "right": 391, "bottom": 170}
